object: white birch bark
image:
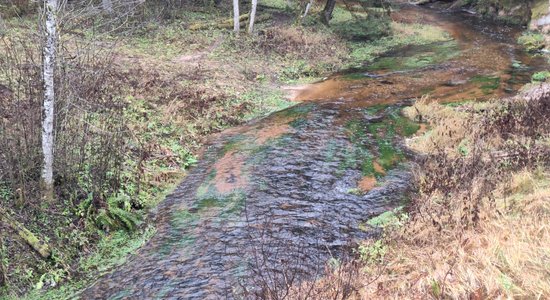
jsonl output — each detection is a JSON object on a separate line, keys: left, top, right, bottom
{"left": 102, "top": 0, "right": 114, "bottom": 13}
{"left": 248, "top": 0, "right": 257, "bottom": 33}
{"left": 42, "top": 0, "right": 58, "bottom": 200}
{"left": 233, "top": 0, "right": 240, "bottom": 33}
{"left": 302, "top": 0, "right": 312, "bottom": 18}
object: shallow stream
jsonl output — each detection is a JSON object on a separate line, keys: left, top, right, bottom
{"left": 81, "top": 4, "right": 547, "bottom": 299}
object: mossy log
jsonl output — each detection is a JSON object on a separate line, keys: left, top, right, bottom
{"left": 411, "top": 0, "right": 433, "bottom": 5}
{"left": 0, "top": 208, "right": 52, "bottom": 259}
{"left": 189, "top": 13, "right": 270, "bottom": 30}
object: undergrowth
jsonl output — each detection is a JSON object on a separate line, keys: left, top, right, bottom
{"left": 1, "top": 0, "right": 467, "bottom": 297}
{"left": 294, "top": 83, "right": 550, "bottom": 299}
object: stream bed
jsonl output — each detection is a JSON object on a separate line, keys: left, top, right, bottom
{"left": 80, "top": 4, "right": 547, "bottom": 299}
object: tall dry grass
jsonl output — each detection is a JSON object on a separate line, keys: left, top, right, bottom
{"left": 281, "top": 84, "right": 550, "bottom": 299}
{"left": 365, "top": 84, "right": 550, "bottom": 299}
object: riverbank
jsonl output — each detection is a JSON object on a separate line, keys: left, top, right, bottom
{"left": 0, "top": 1, "right": 454, "bottom": 298}
{"left": 328, "top": 83, "right": 550, "bottom": 299}
{"left": 65, "top": 2, "right": 550, "bottom": 299}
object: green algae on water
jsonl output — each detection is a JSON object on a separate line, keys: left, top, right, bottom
{"left": 343, "top": 106, "right": 419, "bottom": 177}
{"left": 367, "top": 40, "right": 459, "bottom": 72}
{"left": 469, "top": 75, "right": 501, "bottom": 94}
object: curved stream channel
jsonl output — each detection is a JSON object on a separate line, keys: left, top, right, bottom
{"left": 81, "top": 4, "right": 548, "bottom": 299}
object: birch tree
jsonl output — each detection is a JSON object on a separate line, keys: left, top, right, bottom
{"left": 233, "top": 0, "right": 240, "bottom": 33}
{"left": 42, "top": 0, "right": 58, "bottom": 201}
{"left": 302, "top": 0, "right": 313, "bottom": 19}
{"left": 248, "top": 0, "right": 257, "bottom": 33}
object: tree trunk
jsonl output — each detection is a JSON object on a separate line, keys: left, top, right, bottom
{"left": 42, "top": 0, "right": 58, "bottom": 202}
{"left": 233, "top": 0, "right": 240, "bottom": 33}
{"left": 248, "top": 0, "right": 257, "bottom": 33}
{"left": 0, "top": 237, "right": 5, "bottom": 287}
{"left": 102, "top": 0, "right": 114, "bottom": 13}
{"left": 189, "top": 13, "right": 270, "bottom": 30}
{"left": 302, "top": 0, "right": 312, "bottom": 19}
{"left": 0, "top": 12, "right": 5, "bottom": 33}
{"left": 321, "top": 0, "right": 336, "bottom": 25}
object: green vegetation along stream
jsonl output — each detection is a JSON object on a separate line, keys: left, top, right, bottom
{"left": 79, "top": 4, "right": 548, "bottom": 299}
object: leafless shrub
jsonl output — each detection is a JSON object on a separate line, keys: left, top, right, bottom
{"left": 237, "top": 212, "right": 363, "bottom": 300}
{"left": 409, "top": 84, "right": 550, "bottom": 232}
{"left": 0, "top": 35, "right": 44, "bottom": 203}
{"left": 259, "top": 26, "right": 345, "bottom": 61}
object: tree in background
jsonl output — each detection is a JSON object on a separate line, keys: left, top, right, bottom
{"left": 41, "top": 0, "right": 58, "bottom": 201}
{"left": 248, "top": 0, "right": 258, "bottom": 33}
{"left": 321, "top": 0, "right": 336, "bottom": 25}
{"left": 233, "top": 0, "right": 240, "bottom": 32}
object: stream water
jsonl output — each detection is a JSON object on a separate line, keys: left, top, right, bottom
{"left": 80, "top": 4, "right": 547, "bottom": 299}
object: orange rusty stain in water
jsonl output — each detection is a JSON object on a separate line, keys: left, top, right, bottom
{"left": 213, "top": 151, "right": 247, "bottom": 194}
{"left": 373, "top": 162, "right": 386, "bottom": 175}
{"left": 358, "top": 176, "right": 377, "bottom": 193}
{"left": 254, "top": 123, "right": 291, "bottom": 144}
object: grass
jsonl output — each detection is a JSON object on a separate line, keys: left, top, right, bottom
{"left": 290, "top": 82, "right": 550, "bottom": 298}
{"left": 366, "top": 207, "right": 407, "bottom": 228}
{"left": 532, "top": 0, "right": 549, "bottom": 20}
{"left": 18, "top": 227, "right": 156, "bottom": 300}
{"left": 0, "top": 0, "right": 462, "bottom": 297}
{"left": 470, "top": 75, "right": 501, "bottom": 94}
{"left": 348, "top": 22, "right": 453, "bottom": 68}
{"left": 518, "top": 31, "right": 546, "bottom": 52}
{"left": 366, "top": 40, "right": 459, "bottom": 72}
{"left": 367, "top": 169, "right": 550, "bottom": 298}
{"left": 532, "top": 70, "right": 550, "bottom": 82}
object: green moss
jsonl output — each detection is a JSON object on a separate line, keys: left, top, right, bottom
{"left": 532, "top": 71, "right": 550, "bottom": 82}
{"left": 342, "top": 72, "right": 373, "bottom": 80}
{"left": 518, "top": 32, "right": 545, "bottom": 53}
{"left": 393, "top": 115, "right": 421, "bottom": 137}
{"left": 222, "top": 136, "right": 247, "bottom": 154}
{"left": 366, "top": 207, "right": 406, "bottom": 228}
{"left": 470, "top": 75, "right": 501, "bottom": 94}
{"left": 170, "top": 209, "right": 199, "bottom": 229}
{"left": 348, "top": 22, "right": 454, "bottom": 68}
{"left": 376, "top": 141, "right": 401, "bottom": 170}
{"left": 196, "top": 197, "right": 224, "bottom": 210}
{"left": 241, "top": 90, "right": 294, "bottom": 120}
{"left": 343, "top": 106, "right": 418, "bottom": 177}
{"left": 288, "top": 117, "right": 308, "bottom": 129}
{"left": 277, "top": 103, "right": 314, "bottom": 118}
{"left": 365, "top": 104, "right": 389, "bottom": 115}
{"left": 532, "top": 0, "right": 550, "bottom": 20}
{"left": 367, "top": 40, "right": 459, "bottom": 72}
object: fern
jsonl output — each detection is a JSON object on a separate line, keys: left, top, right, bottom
{"left": 93, "top": 193, "right": 142, "bottom": 231}
{"left": 108, "top": 206, "right": 141, "bottom": 231}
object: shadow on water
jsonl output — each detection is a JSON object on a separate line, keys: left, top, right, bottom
{"left": 80, "top": 4, "right": 549, "bottom": 299}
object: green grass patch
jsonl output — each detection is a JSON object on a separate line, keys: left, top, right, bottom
{"left": 20, "top": 227, "right": 156, "bottom": 300}
{"left": 518, "top": 32, "right": 545, "bottom": 53}
{"left": 366, "top": 207, "right": 407, "bottom": 228}
{"left": 532, "top": 71, "right": 550, "bottom": 82}
{"left": 241, "top": 90, "right": 294, "bottom": 120}
{"left": 367, "top": 40, "right": 459, "bottom": 72}
{"left": 470, "top": 75, "right": 501, "bottom": 94}
{"left": 348, "top": 22, "right": 454, "bottom": 68}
